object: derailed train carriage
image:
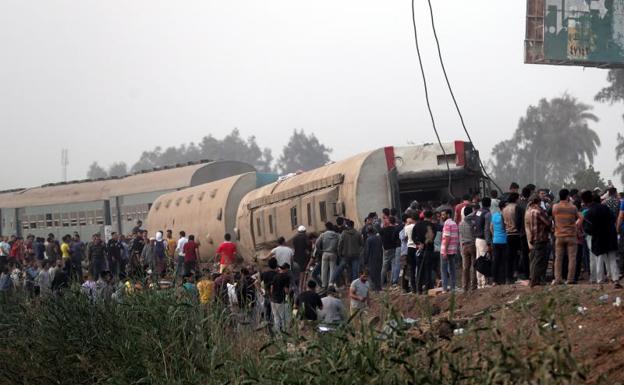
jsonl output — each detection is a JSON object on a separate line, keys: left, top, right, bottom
{"left": 146, "top": 141, "right": 484, "bottom": 262}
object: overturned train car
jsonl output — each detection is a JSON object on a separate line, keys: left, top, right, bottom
{"left": 146, "top": 141, "right": 483, "bottom": 263}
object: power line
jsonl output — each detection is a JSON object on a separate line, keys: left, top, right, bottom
{"left": 425, "top": 0, "right": 503, "bottom": 193}
{"left": 411, "top": 0, "right": 453, "bottom": 198}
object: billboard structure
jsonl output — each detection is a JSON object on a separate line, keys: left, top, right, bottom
{"left": 525, "top": 0, "right": 624, "bottom": 68}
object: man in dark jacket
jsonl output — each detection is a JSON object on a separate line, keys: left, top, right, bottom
{"left": 474, "top": 197, "right": 492, "bottom": 288}
{"left": 363, "top": 226, "right": 383, "bottom": 291}
{"left": 412, "top": 210, "right": 436, "bottom": 294}
{"left": 88, "top": 234, "right": 107, "bottom": 280}
{"left": 379, "top": 216, "right": 399, "bottom": 287}
{"left": 332, "top": 219, "right": 363, "bottom": 286}
{"left": 107, "top": 233, "right": 123, "bottom": 279}
{"left": 293, "top": 226, "right": 312, "bottom": 291}
{"left": 582, "top": 191, "right": 622, "bottom": 288}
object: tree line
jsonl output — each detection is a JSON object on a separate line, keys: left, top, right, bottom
{"left": 87, "top": 128, "right": 332, "bottom": 179}
{"left": 489, "top": 69, "right": 624, "bottom": 190}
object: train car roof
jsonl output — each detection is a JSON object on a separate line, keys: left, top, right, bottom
{"left": 0, "top": 160, "right": 254, "bottom": 208}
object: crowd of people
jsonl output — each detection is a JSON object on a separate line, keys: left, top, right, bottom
{"left": 1, "top": 181, "right": 624, "bottom": 333}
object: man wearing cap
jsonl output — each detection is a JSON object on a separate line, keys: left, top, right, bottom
{"left": 293, "top": 226, "right": 311, "bottom": 291}
{"left": 270, "top": 263, "right": 292, "bottom": 333}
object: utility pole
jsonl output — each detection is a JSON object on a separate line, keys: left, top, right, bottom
{"left": 61, "top": 149, "right": 69, "bottom": 182}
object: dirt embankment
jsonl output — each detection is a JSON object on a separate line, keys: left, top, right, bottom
{"left": 365, "top": 284, "right": 624, "bottom": 384}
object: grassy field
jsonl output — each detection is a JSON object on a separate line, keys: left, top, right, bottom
{"left": 0, "top": 286, "right": 596, "bottom": 385}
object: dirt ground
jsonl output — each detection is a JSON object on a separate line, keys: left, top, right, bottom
{"left": 363, "top": 284, "right": 624, "bottom": 384}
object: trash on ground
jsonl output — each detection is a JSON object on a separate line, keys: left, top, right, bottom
{"left": 576, "top": 306, "right": 588, "bottom": 315}
{"left": 613, "top": 297, "right": 622, "bottom": 307}
{"left": 542, "top": 321, "right": 558, "bottom": 329}
{"left": 506, "top": 295, "right": 521, "bottom": 305}
{"left": 453, "top": 328, "right": 465, "bottom": 336}
{"left": 599, "top": 294, "right": 610, "bottom": 302}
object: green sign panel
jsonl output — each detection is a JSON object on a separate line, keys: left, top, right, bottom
{"left": 525, "top": 0, "right": 624, "bottom": 68}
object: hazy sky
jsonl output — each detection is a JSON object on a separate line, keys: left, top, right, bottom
{"left": 1, "top": 0, "right": 622, "bottom": 190}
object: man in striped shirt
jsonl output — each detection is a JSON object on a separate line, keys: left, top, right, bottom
{"left": 552, "top": 189, "right": 581, "bottom": 285}
{"left": 525, "top": 196, "right": 551, "bottom": 287}
{"left": 440, "top": 209, "right": 460, "bottom": 292}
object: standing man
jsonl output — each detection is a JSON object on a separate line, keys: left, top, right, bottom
{"left": 413, "top": 211, "right": 436, "bottom": 294}
{"left": 175, "top": 231, "right": 188, "bottom": 279}
{"left": 70, "top": 233, "right": 85, "bottom": 283}
{"left": 183, "top": 235, "right": 200, "bottom": 276}
{"left": 268, "top": 237, "right": 294, "bottom": 268}
{"left": 526, "top": 195, "right": 551, "bottom": 287}
{"left": 107, "top": 232, "right": 123, "bottom": 279}
{"left": 582, "top": 191, "right": 622, "bottom": 287}
{"left": 270, "top": 263, "right": 292, "bottom": 333}
{"left": 460, "top": 206, "right": 477, "bottom": 292}
{"left": 551, "top": 189, "right": 580, "bottom": 285}
{"left": 379, "top": 216, "right": 399, "bottom": 288}
{"left": 165, "top": 229, "right": 177, "bottom": 271}
{"left": 315, "top": 222, "right": 340, "bottom": 289}
{"left": 332, "top": 219, "right": 363, "bottom": 287}
{"left": 215, "top": 233, "right": 237, "bottom": 273}
{"left": 404, "top": 215, "right": 418, "bottom": 293}
{"left": 363, "top": 226, "right": 383, "bottom": 291}
{"left": 292, "top": 226, "right": 311, "bottom": 291}
{"left": 349, "top": 270, "right": 370, "bottom": 316}
{"left": 502, "top": 192, "right": 522, "bottom": 283}
{"left": 88, "top": 234, "right": 107, "bottom": 280}
{"left": 474, "top": 198, "right": 492, "bottom": 288}
{"left": 440, "top": 209, "right": 459, "bottom": 292}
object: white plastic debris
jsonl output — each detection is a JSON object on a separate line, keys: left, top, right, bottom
{"left": 613, "top": 297, "right": 622, "bottom": 307}
{"left": 576, "top": 306, "right": 588, "bottom": 315}
{"left": 506, "top": 295, "right": 521, "bottom": 305}
{"left": 542, "top": 322, "right": 558, "bottom": 329}
{"left": 453, "top": 328, "right": 465, "bottom": 336}
{"left": 578, "top": 325, "right": 584, "bottom": 330}
{"left": 599, "top": 294, "right": 610, "bottom": 302}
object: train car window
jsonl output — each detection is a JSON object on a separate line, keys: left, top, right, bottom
{"left": 45, "top": 214, "right": 53, "bottom": 228}
{"left": 95, "top": 210, "right": 104, "bottom": 225}
{"left": 79, "top": 212, "right": 87, "bottom": 226}
{"left": 256, "top": 218, "right": 262, "bottom": 237}
{"left": 53, "top": 213, "right": 60, "bottom": 227}
{"left": 62, "top": 213, "right": 70, "bottom": 227}
{"left": 37, "top": 215, "right": 44, "bottom": 229}
{"left": 70, "top": 212, "right": 78, "bottom": 227}
{"left": 307, "top": 203, "right": 312, "bottom": 227}
{"left": 22, "top": 222, "right": 29, "bottom": 230}
{"left": 268, "top": 215, "right": 274, "bottom": 234}
{"left": 319, "top": 201, "right": 327, "bottom": 223}
{"left": 290, "top": 207, "right": 297, "bottom": 230}
{"left": 30, "top": 221, "right": 37, "bottom": 229}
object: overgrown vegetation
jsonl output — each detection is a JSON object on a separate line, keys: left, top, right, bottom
{"left": 0, "top": 288, "right": 596, "bottom": 385}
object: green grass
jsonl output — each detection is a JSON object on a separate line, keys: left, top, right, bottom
{"left": 0, "top": 287, "right": 594, "bottom": 385}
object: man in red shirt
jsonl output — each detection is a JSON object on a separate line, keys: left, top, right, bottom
{"left": 183, "top": 235, "right": 200, "bottom": 276}
{"left": 215, "top": 233, "right": 237, "bottom": 273}
{"left": 454, "top": 194, "right": 471, "bottom": 224}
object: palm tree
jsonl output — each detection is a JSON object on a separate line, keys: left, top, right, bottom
{"left": 491, "top": 94, "right": 600, "bottom": 189}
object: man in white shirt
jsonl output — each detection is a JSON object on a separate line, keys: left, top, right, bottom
{"left": 403, "top": 217, "right": 418, "bottom": 293}
{"left": 268, "top": 237, "right": 294, "bottom": 267}
{"left": 175, "top": 231, "right": 188, "bottom": 280}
